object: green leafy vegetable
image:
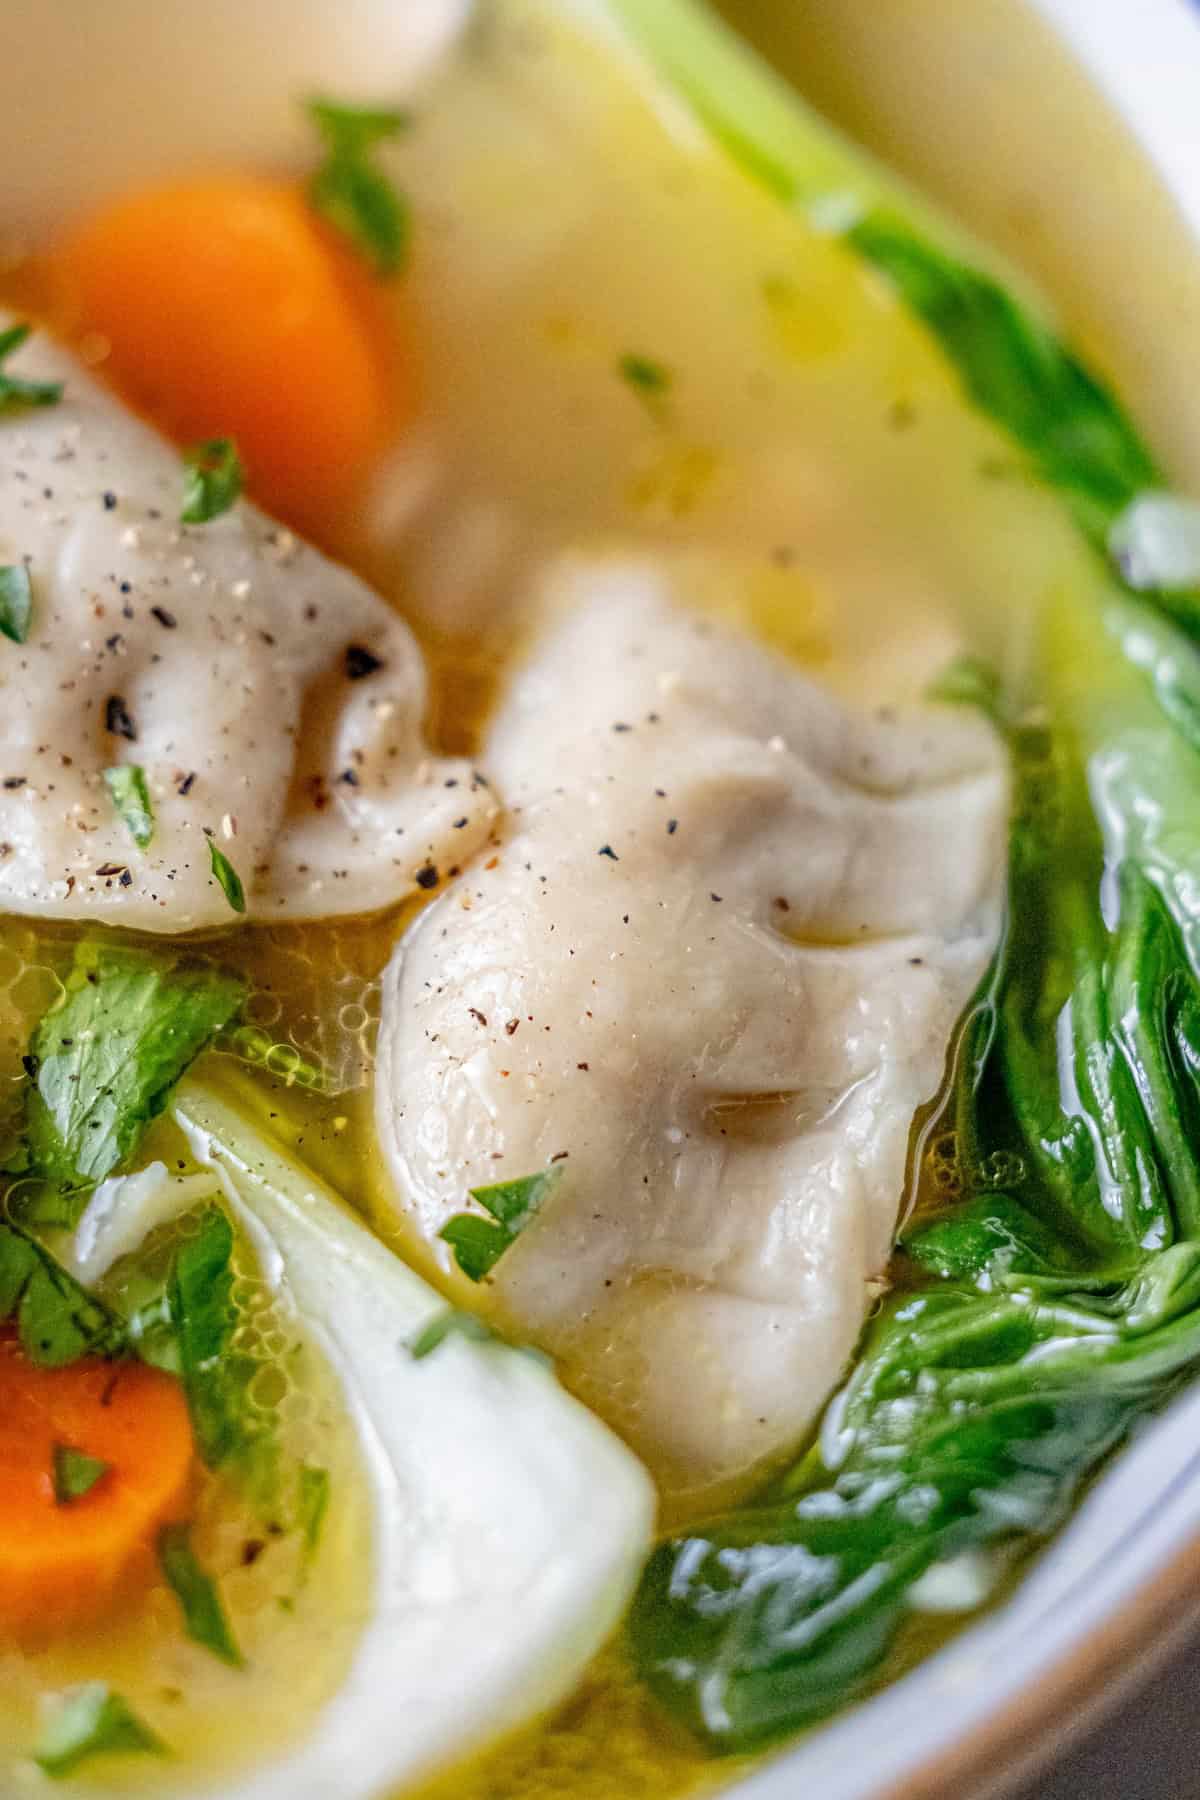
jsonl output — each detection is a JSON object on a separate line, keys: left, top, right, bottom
{"left": 607, "top": 0, "right": 1198, "bottom": 632}
{"left": 24, "top": 942, "right": 245, "bottom": 1191}
{"left": 52, "top": 1443, "right": 111, "bottom": 1504}
{"left": 0, "top": 322, "right": 63, "bottom": 412}
{"left": 845, "top": 215, "right": 1158, "bottom": 549}
{"left": 34, "top": 1684, "right": 165, "bottom": 1777}
{"left": 0, "top": 562, "right": 33, "bottom": 643}
{"left": 306, "top": 94, "right": 410, "bottom": 276}
{"left": 158, "top": 1522, "right": 244, "bottom": 1667}
{"left": 440, "top": 1169, "right": 560, "bottom": 1282}
{"left": 207, "top": 837, "right": 247, "bottom": 914}
{"left": 0, "top": 1223, "right": 124, "bottom": 1367}
{"left": 606, "top": 0, "right": 1200, "bottom": 1750}
{"left": 180, "top": 436, "right": 244, "bottom": 524}
{"left": 408, "top": 1306, "right": 499, "bottom": 1360}
{"left": 169, "top": 1205, "right": 272, "bottom": 1491}
{"left": 103, "top": 764, "right": 155, "bottom": 850}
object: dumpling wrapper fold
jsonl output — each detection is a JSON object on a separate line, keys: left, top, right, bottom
{"left": 377, "top": 559, "right": 1009, "bottom": 1500}
{"left": 0, "top": 320, "right": 495, "bottom": 931}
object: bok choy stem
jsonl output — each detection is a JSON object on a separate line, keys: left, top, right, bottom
{"left": 606, "top": 0, "right": 1200, "bottom": 1750}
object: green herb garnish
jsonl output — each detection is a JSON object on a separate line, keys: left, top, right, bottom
{"left": 0, "top": 1224, "right": 124, "bottom": 1368}
{"left": 440, "top": 1169, "right": 560, "bottom": 1282}
{"left": 0, "top": 322, "right": 63, "bottom": 412}
{"left": 0, "top": 563, "right": 33, "bottom": 643}
{"left": 408, "top": 1306, "right": 498, "bottom": 1360}
{"left": 34, "top": 1684, "right": 165, "bottom": 1777}
{"left": 169, "top": 1206, "right": 272, "bottom": 1491}
{"left": 24, "top": 942, "right": 245, "bottom": 1192}
{"left": 158, "top": 1522, "right": 244, "bottom": 1668}
{"left": 207, "top": 837, "right": 246, "bottom": 914}
{"left": 306, "top": 95, "right": 410, "bottom": 277}
{"left": 618, "top": 352, "right": 672, "bottom": 406}
{"left": 180, "top": 437, "right": 244, "bottom": 525}
{"left": 103, "top": 764, "right": 155, "bottom": 850}
{"left": 52, "top": 1443, "right": 111, "bottom": 1504}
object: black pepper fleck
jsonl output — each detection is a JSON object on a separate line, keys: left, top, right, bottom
{"left": 345, "top": 644, "right": 384, "bottom": 680}
{"left": 104, "top": 695, "right": 137, "bottom": 742}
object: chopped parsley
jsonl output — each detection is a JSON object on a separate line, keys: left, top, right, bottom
{"left": 169, "top": 1206, "right": 273, "bottom": 1494}
{"left": 618, "top": 352, "right": 672, "bottom": 405}
{"left": 0, "top": 1223, "right": 124, "bottom": 1367}
{"left": 408, "top": 1306, "right": 498, "bottom": 1360}
{"left": 52, "top": 1443, "right": 111, "bottom": 1505}
{"left": 306, "top": 95, "right": 410, "bottom": 277}
{"left": 440, "top": 1169, "right": 561, "bottom": 1283}
{"left": 0, "top": 322, "right": 63, "bottom": 413}
{"left": 103, "top": 764, "right": 155, "bottom": 850}
{"left": 158, "top": 1522, "right": 244, "bottom": 1668}
{"left": 34, "top": 1684, "right": 165, "bottom": 1778}
{"left": 24, "top": 941, "right": 246, "bottom": 1190}
{"left": 180, "top": 437, "right": 244, "bottom": 524}
{"left": 0, "top": 563, "right": 33, "bottom": 643}
{"left": 207, "top": 837, "right": 246, "bottom": 913}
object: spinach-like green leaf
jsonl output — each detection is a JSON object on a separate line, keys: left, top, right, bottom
{"left": 0, "top": 322, "right": 63, "bottom": 413}
{"left": 306, "top": 95, "right": 409, "bottom": 276}
{"left": 169, "top": 1205, "right": 272, "bottom": 1492}
{"left": 158, "top": 1522, "right": 244, "bottom": 1667}
{"left": 24, "top": 942, "right": 244, "bottom": 1191}
{"left": 440, "top": 1168, "right": 560, "bottom": 1282}
{"left": 0, "top": 1222, "right": 124, "bottom": 1367}
{"left": 52, "top": 1443, "right": 111, "bottom": 1504}
{"left": 847, "top": 214, "right": 1158, "bottom": 548}
{"left": 34, "top": 1684, "right": 165, "bottom": 1777}
{"left": 631, "top": 1242, "right": 1200, "bottom": 1747}
{"left": 0, "top": 562, "right": 33, "bottom": 643}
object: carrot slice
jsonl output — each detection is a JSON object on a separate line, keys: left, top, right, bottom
{"left": 53, "top": 175, "right": 404, "bottom": 540}
{"left": 0, "top": 1329, "right": 194, "bottom": 1637}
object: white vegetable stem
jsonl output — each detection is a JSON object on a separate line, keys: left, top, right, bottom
{"left": 66, "top": 1163, "right": 219, "bottom": 1285}
{"left": 172, "top": 1077, "right": 654, "bottom": 1800}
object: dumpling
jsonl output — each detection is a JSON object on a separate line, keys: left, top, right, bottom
{"left": 0, "top": 319, "right": 496, "bottom": 932}
{"left": 376, "top": 559, "right": 1008, "bottom": 1499}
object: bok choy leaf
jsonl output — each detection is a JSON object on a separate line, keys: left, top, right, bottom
{"left": 611, "top": 0, "right": 1200, "bottom": 1750}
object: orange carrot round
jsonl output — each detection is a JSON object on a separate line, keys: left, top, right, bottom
{"left": 0, "top": 1329, "right": 194, "bottom": 1638}
{"left": 53, "top": 175, "right": 405, "bottom": 539}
